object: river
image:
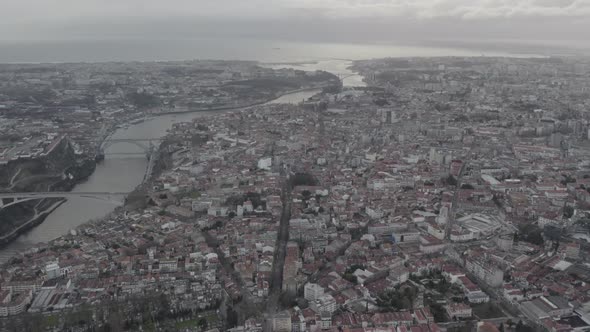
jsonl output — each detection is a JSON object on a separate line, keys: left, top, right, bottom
{"left": 0, "top": 67, "right": 335, "bottom": 263}
{"left": 0, "top": 45, "right": 535, "bottom": 261}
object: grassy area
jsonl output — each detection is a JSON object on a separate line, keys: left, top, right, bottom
{"left": 175, "top": 319, "right": 199, "bottom": 330}
{"left": 43, "top": 315, "right": 59, "bottom": 328}
{"left": 174, "top": 313, "right": 219, "bottom": 331}
{"left": 472, "top": 302, "right": 506, "bottom": 319}
{"left": 143, "top": 321, "right": 157, "bottom": 332}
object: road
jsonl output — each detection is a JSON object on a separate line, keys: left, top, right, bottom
{"left": 266, "top": 175, "right": 292, "bottom": 314}
{"left": 0, "top": 192, "right": 129, "bottom": 199}
{"left": 0, "top": 200, "right": 65, "bottom": 241}
{"left": 201, "top": 231, "right": 260, "bottom": 322}
{"left": 143, "top": 147, "right": 159, "bottom": 184}
{"left": 445, "top": 161, "right": 468, "bottom": 240}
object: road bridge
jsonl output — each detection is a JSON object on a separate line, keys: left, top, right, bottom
{"left": 0, "top": 192, "right": 129, "bottom": 209}
{"left": 100, "top": 138, "right": 163, "bottom": 152}
{"left": 80, "top": 137, "right": 164, "bottom": 158}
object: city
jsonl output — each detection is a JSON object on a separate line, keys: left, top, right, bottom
{"left": 1, "top": 55, "right": 590, "bottom": 332}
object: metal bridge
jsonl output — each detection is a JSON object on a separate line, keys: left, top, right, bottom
{"left": 100, "top": 138, "right": 162, "bottom": 152}
{"left": 0, "top": 137, "right": 161, "bottom": 210}
{"left": 338, "top": 73, "right": 356, "bottom": 81}
{"left": 93, "top": 138, "right": 163, "bottom": 157}
{"left": 0, "top": 192, "right": 129, "bottom": 209}
{"left": 95, "top": 138, "right": 161, "bottom": 183}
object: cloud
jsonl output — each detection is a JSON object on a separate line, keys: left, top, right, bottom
{"left": 283, "top": 0, "right": 590, "bottom": 19}
{"left": 2, "top": 0, "right": 590, "bottom": 44}
{"left": 2, "top": 0, "right": 590, "bottom": 23}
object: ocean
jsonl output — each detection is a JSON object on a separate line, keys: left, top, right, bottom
{"left": 0, "top": 38, "right": 545, "bottom": 64}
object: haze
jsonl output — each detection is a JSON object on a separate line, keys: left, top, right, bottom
{"left": 2, "top": 0, "right": 590, "bottom": 51}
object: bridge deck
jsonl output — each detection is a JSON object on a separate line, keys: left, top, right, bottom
{"left": 0, "top": 192, "right": 129, "bottom": 199}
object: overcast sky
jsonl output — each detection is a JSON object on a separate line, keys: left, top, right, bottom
{"left": 2, "top": 0, "right": 590, "bottom": 47}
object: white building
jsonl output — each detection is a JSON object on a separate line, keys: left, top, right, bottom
{"left": 45, "top": 262, "right": 61, "bottom": 280}
{"left": 257, "top": 157, "right": 272, "bottom": 171}
{"left": 304, "top": 283, "right": 324, "bottom": 302}
{"left": 312, "top": 294, "right": 337, "bottom": 314}
{"left": 465, "top": 258, "right": 504, "bottom": 287}
{"left": 445, "top": 303, "right": 472, "bottom": 319}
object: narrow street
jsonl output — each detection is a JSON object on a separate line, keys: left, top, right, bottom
{"left": 445, "top": 161, "right": 468, "bottom": 240}
{"left": 266, "top": 176, "right": 292, "bottom": 314}
{"left": 201, "top": 231, "right": 260, "bottom": 322}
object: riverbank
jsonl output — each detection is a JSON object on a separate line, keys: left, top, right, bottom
{"left": 0, "top": 66, "right": 339, "bottom": 262}
{"left": 0, "top": 200, "right": 66, "bottom": 248}
{"left": 0, "top": 156, "right": 96, "bottom": 246}
{"left": 149, "top": 86, "right": 329, "bottom": 116}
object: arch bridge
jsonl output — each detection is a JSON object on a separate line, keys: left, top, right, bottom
{"left": 100, "top": 138, "right": 162, "bottom": 153}
{"left": 0, "top": 192, "right": 129, "bottom": 209}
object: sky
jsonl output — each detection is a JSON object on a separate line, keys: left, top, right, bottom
{"left": 2, "top": 0, "right": 590, "bottom": 48}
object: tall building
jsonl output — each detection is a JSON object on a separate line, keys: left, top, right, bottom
{"left": 269, "top": 311, "right": 292, "bottom": 332}
{"left": 304, "top": 283, "right": 324, "bottom": 302}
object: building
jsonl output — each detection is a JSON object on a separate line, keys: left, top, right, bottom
{"left": 387, "top": 267, "right": 409, "bottom": 287}
{"left": 269, "top": 311, "right": 292, "bottom": 332}
{"left": 457, "top": 276, "right": 489, "bottom": 304}
{"left": 312, "top": 294, "right": 337, "bottom": 315}
{"left": 319, "top": 311, "right": 332, "bottom": 330}
{"left": 45, "top": 262, "right": 61, "bottom": 280}
{"left": 0, "top": 290, "right": 33, "bottom": 317}
{"left": 420, "top": 235, "right": 447, "bottom": 254}
{"left": 258, "top": 157, "right": 272, "bottom": 171}
{"left": 445, "top": 303, "right": 472, "bottom": 319}
{"left": 496, "top": 234, "right": 513, "bottom": 251}
{"left": 465, "top": 257, "right": 504, "bottom": 287}
{"left": 303, "top": 283, "right": 324, "bottom": 302}
{"left": 457, "top": 213, "right": 502, "bottom": 238}
{"left": 520, "top": 296, "right": 573, "bottom": 321}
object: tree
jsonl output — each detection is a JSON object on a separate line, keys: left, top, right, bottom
{"left": 374, "top": 98, "right": 389, "bottom": 106}
{"left": 442, "top": 175, "right": 457, "bottom": 186}
{"left": 279, "top": 291, "right": 297, "bottom": 308}
{"left": 575, "top": 218, "right": 590, "bottom": 229}
{"left": 227, "top": 307, "right": 239, "bottom": 328}
{"left": 128, "top": 91, "right": 159, "bottom": 109}
{"left": 563, "top": 206, "right": 574, "bottom": 219}
{"left": 343, "top": 273, "right": 358, "bottom": 284}
{"left": 290, "top": 173, "right": 318, "bottom": 187}
{"left": 377, "top": 286, "right": 418, "bottom": 310}
{"left": 198, "top": 318, "right": 208, "bottom": 330}
{"left": 560, "top": 174, "right": 576, "bottom": 186}
{"left": 517, "top": 223, "right": 544, "bottom": 245}
{"left": 515, "top": 320, "right": 535, "bottom": 332}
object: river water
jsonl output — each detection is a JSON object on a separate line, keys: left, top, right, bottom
{"left": 0, "top": 40, "right": 539, "bottom": 262}
{"left": 0, "top": 76, "right": 327, "bottom": 263}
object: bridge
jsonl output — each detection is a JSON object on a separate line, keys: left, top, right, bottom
{"left": 90, "top": 138, "right": 163, "bottom": 179}
{"left": 100, "top": 138, "right": 163, "bottom": 152}
{"left": 0, "top": 192, "right": 129, "bottom": 209}
{"left": 338, "top": 73, "right": 356, "bottom": 81}
{"left": 93, "top": 138, "right": 164, "bottom": 157}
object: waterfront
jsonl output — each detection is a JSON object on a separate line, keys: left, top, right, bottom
{"left": 0, "top": 83, "right": 323, "bottom": 263}
{"left": 0, "top": 39, "right": 539, "bottom": 261}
